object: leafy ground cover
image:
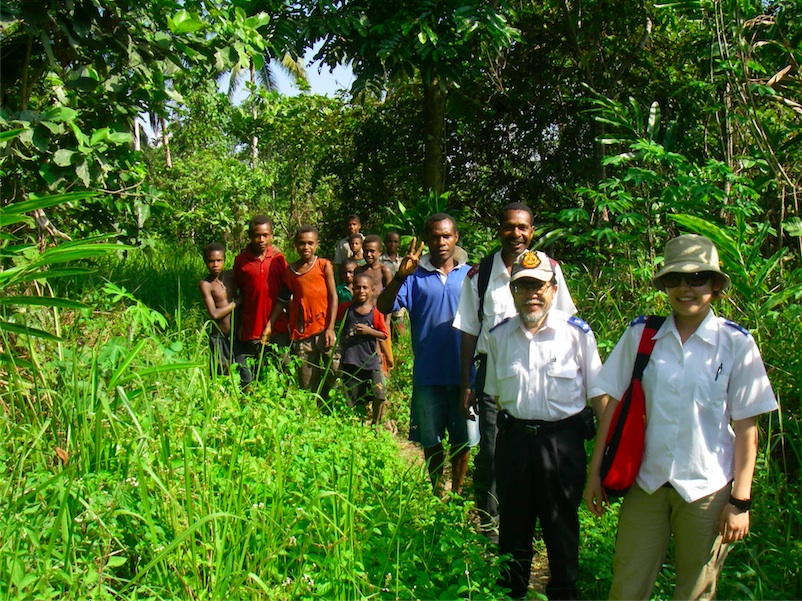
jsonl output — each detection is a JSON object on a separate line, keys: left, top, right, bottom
{"left": 2, "top": 243, "right": 800, "bottom": 600}
{"left": 0, "top": 245, "right": 506, "bottom": 600}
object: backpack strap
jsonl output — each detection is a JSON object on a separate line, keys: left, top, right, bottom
{"left": 631, "top": 315, "right": 666, "bottom": 380}
{"left": 476, "top": 254, "right": 495, "bottom": 325}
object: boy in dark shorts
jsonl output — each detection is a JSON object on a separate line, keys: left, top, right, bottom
{"left": 355, "top": 234, "right": 395, "bottom": 378}
{"left": 338, "top": 273, "right": 391, "bottom": 425}
{"left": 266, "top": 225, "right": 338, "bottom": 398}
{"left": 198, "top": 243, "right": 252, "bottom": 388}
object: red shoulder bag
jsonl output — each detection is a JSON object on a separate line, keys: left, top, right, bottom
{"left": 600, "top": 315, "right": 666, "bottom": 496}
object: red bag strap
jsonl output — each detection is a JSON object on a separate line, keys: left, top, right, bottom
{"left": 631, "top": 315, "right": 666, "bottom": 381}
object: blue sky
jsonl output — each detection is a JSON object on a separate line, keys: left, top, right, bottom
{"left": 139, "top": 45, "right": 354, "bottom": 142}
{"left": 272, "top": 43, "right": 355, "bottom": 97}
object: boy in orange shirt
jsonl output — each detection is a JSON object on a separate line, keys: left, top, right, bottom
{"left": 267, "top": 225, "right": 338, "bottom": 399}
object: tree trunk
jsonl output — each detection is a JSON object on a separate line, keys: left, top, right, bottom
{"left": 134, "top": 119, "right": 141, "bottom": 152}
{"left": 422, "top": 81, "right": 445, "bottom": 195}
{"left": 160, "top": 116, "right": 172, "bottom": 168}
{"left": 251, "top": 63, "right": 259, "bottom": 168}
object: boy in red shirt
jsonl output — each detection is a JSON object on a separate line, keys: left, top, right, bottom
{"left": 266, "top": 225, "right": 338, "bottom": 399}
{"left": 233, "top": 216, "right": 289, "bottom": 371}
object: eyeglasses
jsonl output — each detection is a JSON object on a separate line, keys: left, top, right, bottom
{"left": 660, "top": 272, "right": 713, "bottom": 288}
{"left": 512, "top": 279, "right": 552, "bottom": 294}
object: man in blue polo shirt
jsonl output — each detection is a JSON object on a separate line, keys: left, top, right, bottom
{"left": 377, "top": 213, "right": 473, "bottom": 496}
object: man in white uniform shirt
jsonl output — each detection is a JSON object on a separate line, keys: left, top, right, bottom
{"left": 484, "top": 250, "right": 605, "bottom": 600}
{"left": 453, "top": 203, "right": 577, "bottom": 534}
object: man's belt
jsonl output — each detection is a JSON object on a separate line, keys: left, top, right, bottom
{"left": 499, "top": 409, "right": 585, "bottom": 437}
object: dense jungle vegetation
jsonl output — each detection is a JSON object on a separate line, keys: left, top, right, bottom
{"left": 1, "top": 0, "right": 801, "bottom": 598}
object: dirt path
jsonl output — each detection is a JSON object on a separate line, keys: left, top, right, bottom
{"left": 390, "top": 427, "right": 550, "bottom": 598}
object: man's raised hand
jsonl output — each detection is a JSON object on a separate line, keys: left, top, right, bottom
{"left": 397, "top": 237, "right": 425, "bottom": 279}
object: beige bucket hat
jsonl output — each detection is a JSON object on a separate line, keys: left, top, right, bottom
{"left": 653, "top": 234, "right": 731, "bottom": 291}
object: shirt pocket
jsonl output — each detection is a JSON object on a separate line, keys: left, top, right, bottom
{"left": 545, "top": 363, "right": 582, "bottom": 404}
{"left": 496, "top": 361, "right": 525, "bottom": 395}
{"left": 488, "top": 285, "right": 514, "bottom": 320}
{"left": 694, "top": 368, "right": 728, "bottom": 424}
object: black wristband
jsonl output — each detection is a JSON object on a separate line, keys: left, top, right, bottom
{"left": 394, "top": 273, "right": 406, "bottom": 284}
{"left": 728, "top": 495, "right": 752, "bottom": 511}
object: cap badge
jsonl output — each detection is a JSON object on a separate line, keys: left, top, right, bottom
{"left": 521, "top": 251, "right": 541, "bottom": 269}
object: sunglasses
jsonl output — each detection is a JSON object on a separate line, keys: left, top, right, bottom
{"left": 512, "top": 279, "right": 552, "bottom": 294}
{"left": 660, "top": 272, "right": 714, "bottom": 288}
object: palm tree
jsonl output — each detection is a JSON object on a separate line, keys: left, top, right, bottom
{"left": 224, "top": 52, "right": 309, "bottom": 167}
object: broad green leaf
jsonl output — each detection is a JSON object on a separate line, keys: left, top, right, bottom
{"left": 107, "top": 131, "right": 133, "bottom": 144}
{"left": 75, "top": 160, "right": 91, "bottom": 186}
{"left": 0, "top": 215, "right": 30, "bottom": 228}
{"left": 165, "top": 88, "right": 185, "bottom": 104}
{"left": 106, "top": 556, "right": 127, "bottom": 568}
{"left": 39, "top": 163, "right": 61, "bottom": 186}
{"left": 53, "top": 148, "right": 74, "bottom": 167}
{"left": 41, "top": 107, "right": 78, "bottom": 122}
{"left": 1, "top": 192, "right": 95, "bottom": 215}
{"left": 69, "top": 121, "right": 90, "bottom": 146}
{"left": 77, "top": 65, "right": 101, "bottom": 81}
{"left": 782, "top": 218, "right": 802, "bottom": 237}
{"left": 90, "top": 128, "right": 111, "bottom": 146}
{"left": 5, "top": 267, "right": 95, "bottom": 286}
{"left": 168, "top": 10, "right": 206, "bottom": 35}
{"left": 36, "top": 244, "right": 121, "bottom": 265}
{"left": 0, "top": 128, "right": 25, "bottom": 143}
{"left": 245, "top": 12, "right": 270, "bottom": 29}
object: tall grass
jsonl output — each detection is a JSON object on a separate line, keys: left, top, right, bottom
{"left": 1, "top": 245, "right": 504, "bottom": 600}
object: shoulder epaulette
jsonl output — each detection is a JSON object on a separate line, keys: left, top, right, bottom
{"left": 629, "top": 314, "right": 648, "bottom": 327}
{"left": 489, "top": 317, "right": 512, "bottom": 333}
{"left": 724, "top": 319, "right": 750, "bottom": 336}
{"left": 568, "top": 315, "right": 592, "bottom": 333}
{"left": 467, "top": 264, "right": 480, "bottom": 278}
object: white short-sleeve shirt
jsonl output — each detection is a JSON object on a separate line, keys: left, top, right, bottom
{"left": 484, "top": 310, "right": 602, "bottom": 421}
{"left": 452, "top": 251, "right": 578, "bottom": 355}
{"left": 592, "top": 309, "right": 778, "bottom": 502}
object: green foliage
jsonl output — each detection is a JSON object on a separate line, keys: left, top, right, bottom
{"left": 0, "top": 0, "right": 281, "bottom": 239}
{"left": 0, "top": 192, "right": 123, "bottom": 352}
{"left": 0, "top": 246, "right": 506, "bottom": 600}
{"left": 383, "top": 190, "right": 455, "bottom": 237}
{"left": 301, "top": 0, "right": 519, "bottom": 92}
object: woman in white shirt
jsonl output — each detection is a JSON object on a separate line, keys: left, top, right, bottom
{"left": 584, "top": 234, "right": 778, "bottom": 600}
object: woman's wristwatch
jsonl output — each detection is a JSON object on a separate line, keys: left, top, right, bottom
{"left": 728, "top": 495, "right": 752, "bottom": 511}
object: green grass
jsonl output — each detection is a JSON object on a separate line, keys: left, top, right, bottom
{"left": 1, "top": 245, "right": 505, "bottom": 600}
{"left": 2, "top": 244, "right": 800, "bottom": 599}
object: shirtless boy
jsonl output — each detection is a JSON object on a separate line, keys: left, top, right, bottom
{"left": 198, "top": 243, "right": 252, "bottom": 387}
{"left": 355, "top": 234, "right": 392, "bottom": 301}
